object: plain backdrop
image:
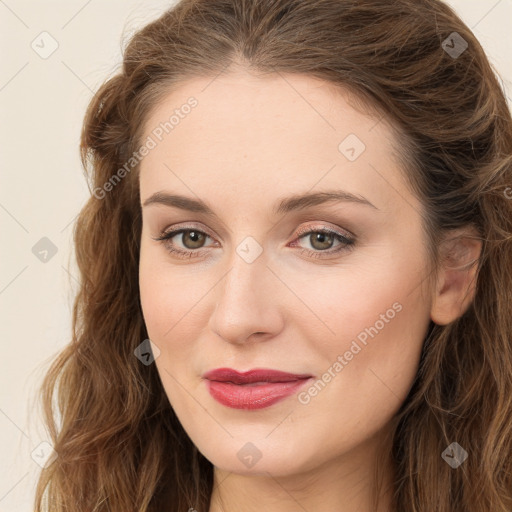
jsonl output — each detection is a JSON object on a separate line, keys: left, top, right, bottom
{"left": 0, "top": 0, "right": 511, "bottom": 509}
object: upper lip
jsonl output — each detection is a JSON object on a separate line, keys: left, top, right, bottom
{"left": 202, "top": 368, "right": 312, "bottom": 384}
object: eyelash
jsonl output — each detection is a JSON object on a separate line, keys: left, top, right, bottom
{"left": 152, "top": 224, "right": 356, "bottom": 260}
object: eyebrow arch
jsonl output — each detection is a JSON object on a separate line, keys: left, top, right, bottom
{"left": 142, "top": 189, "right": 378, "bottom": 217}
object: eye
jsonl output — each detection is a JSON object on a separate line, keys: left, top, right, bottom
{"left": 153, "top": 226, "right": 215, "bottom": 259}
{"left": 290, "top": 225, "right": 355, "bottom": 259}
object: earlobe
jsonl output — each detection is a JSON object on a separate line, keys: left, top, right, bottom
{"left": 430, "top": 228, "right": 482, "bottom": 326}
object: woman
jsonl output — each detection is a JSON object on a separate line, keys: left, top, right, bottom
{"left": 34, "top": 0, "right": 512, "bottom": 511}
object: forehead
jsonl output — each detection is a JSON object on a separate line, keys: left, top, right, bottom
{"left": 138, "top": 70, "right": 413, "bottom": 215}
{"left": 141, "top": 69, "right": 387, "bottom": 148}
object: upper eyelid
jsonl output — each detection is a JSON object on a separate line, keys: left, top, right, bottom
{"left": 295, "top": 223, "right": 354, "bottom": 239}
{"left": 161, "top": 223, "right": 217, "bottom": 241}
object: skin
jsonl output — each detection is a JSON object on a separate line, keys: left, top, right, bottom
{"left": 138, "top": 66, "right": 481, "bottom": 512}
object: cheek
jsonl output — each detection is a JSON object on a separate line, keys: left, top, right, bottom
{"left": 290, "top": 267, "right": 430, "bottom": 459}
{"left": 139, "top": 243, "right": 206, "bottom": 339}
{"left": 138, "top": 262, "right": 169, "bottom": 341}
{"left": 287, "top": 248, "right": 430, "bottom": 354}
{"left": 138, "top": 246, "right": 218, "bottom": 391}
{"left": 138, "top": 252, "right": 203, "bottom": 409}
{"left": 295, "top": 261, "right": 430, "bottom": 416}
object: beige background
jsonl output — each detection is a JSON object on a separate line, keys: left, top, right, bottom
{"left": 0, "top": 0, "right": 511, "bottom": 509}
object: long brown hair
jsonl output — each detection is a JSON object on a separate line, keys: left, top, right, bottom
{"left": 34, "top": 0, "right": 512, "bottom": 510}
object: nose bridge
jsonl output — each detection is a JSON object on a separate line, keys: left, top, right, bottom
{"left": 208, "top": 239, "right": 283, "bottom": 343}
{"left": 224, "top": 242, "right": 266, "bottom": 303}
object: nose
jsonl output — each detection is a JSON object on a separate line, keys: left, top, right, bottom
{"left": 208, "top": 248, "right": 285, "bottom": 345}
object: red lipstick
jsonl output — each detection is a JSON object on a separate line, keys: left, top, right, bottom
{"left": 202, "top": 368, "right": 312, "bottom": 410}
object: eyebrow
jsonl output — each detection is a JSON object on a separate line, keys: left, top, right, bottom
{"left": 142, "top": 189, "right": 378, "bottom": 216}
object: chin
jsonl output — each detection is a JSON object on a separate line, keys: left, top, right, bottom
{"left": 193, "top": 433, "right": 319, "bottom": 477}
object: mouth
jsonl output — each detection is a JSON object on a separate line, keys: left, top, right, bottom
{"left": 202, "top": 368, "right": 313, "bottom": 410}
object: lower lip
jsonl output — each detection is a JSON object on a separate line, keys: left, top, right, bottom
{"left": 205, "top": 378, "right": 312, "bottom": 410}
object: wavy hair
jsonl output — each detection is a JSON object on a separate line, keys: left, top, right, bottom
{"left": 34, "top": 0, "right": 512, "bottom": 510}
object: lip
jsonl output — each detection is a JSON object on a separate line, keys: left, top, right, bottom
{"left": 203, "top": 368, "right": 313, "bottom": 410}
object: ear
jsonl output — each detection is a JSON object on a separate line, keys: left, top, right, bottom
{"left": 430, "top": 226, "right": 482, "bottom": 326}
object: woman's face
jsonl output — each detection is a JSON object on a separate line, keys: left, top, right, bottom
{"left": 138, "top": 69, "right": 434, "bottom": 477}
